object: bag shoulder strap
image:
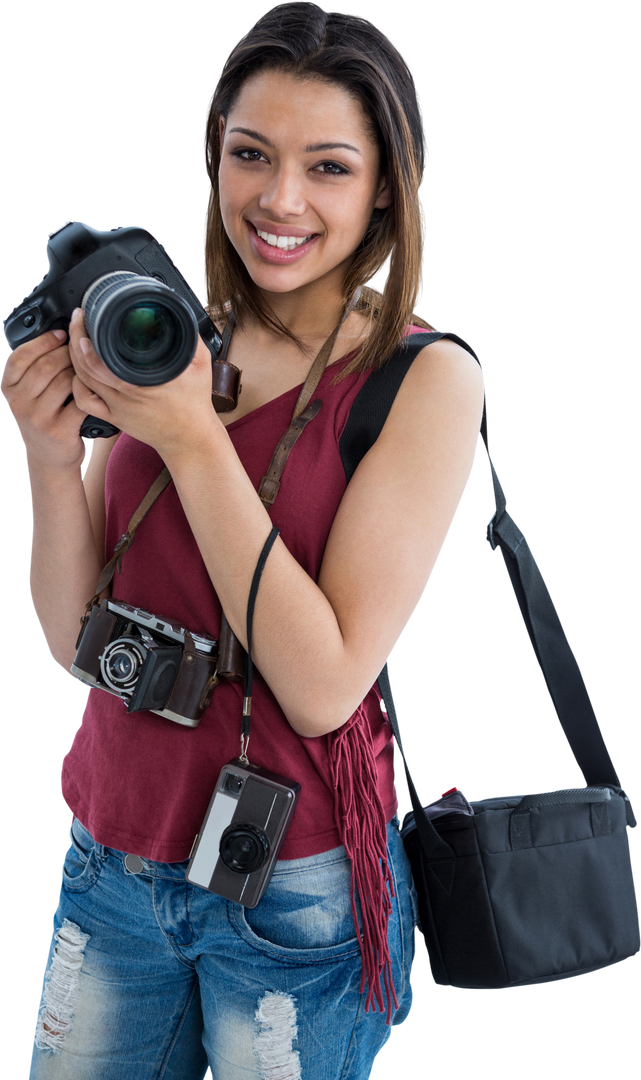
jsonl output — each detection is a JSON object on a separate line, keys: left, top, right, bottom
{"left": 339, "top": 332, "right": 477, "bottom": 478}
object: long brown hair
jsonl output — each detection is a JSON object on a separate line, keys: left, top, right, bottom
{"left": 205, "top": 2, "right": 433, "bottom": 376}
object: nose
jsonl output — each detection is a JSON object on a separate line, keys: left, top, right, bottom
{"left": 258, "top": 164, "right": 307, "bottom": 219}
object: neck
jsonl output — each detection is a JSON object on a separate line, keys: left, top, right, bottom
{"left": 255, "top": 266, "right": 350, "bottom": 345}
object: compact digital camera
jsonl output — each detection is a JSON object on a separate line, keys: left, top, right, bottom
{"left": 72, "top": 598, "right": 218, "bottom": 728}
{"left": 187, "top": 759, "right": 301, "bottom": 906}
{"left": 4, "top": 222, "right": 226, "bottom": 438}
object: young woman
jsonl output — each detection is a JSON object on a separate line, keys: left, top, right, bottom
{"left": 3, "top": 4, "right": 484, "bottom": 1077}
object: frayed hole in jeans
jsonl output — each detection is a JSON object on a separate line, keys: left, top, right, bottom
{"left": 35, "top": 919, "right": 90, "bottom": 1053}
{"left": 253, "top": 991, "right": 301, "bottom": 1079}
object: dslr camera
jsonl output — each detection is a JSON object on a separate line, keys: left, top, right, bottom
{"left": 187, "top": 759, "right": 301, "bottom": 907}
{"left": 4, "top": 222, "right": 238, "bottom": 438}
{"left": 72, "top": 598, "right": 218, "bottom": 728}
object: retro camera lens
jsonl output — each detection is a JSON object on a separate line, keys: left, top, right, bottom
{"left": 82, "top": 271, "right": 198, "bottom": 386}
{"left": 100, "top": 637, "right": 146, "bottom": 693}
{"left": 220, "top": 823, "right": 270, "bottom": 874}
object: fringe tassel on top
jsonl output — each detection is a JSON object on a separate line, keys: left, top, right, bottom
{"left": 328, "top": 704, "right": 399, "bottom": 1024}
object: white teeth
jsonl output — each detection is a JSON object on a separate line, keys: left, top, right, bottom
{"left": 256, "top": 229, "right": 312, "bottom": 250}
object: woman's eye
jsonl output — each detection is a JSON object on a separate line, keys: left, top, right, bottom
{"left": 312, "top": 160, "right": 347, "bottom": 176}
{"left": 233, "top": 148, "right": 268, "bottom": 163}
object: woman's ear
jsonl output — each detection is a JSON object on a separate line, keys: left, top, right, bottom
{"left": 374, "top": 174, "right": 391, "bottom": 210}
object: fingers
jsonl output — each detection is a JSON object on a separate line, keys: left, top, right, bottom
{"left": 67, "top": 307, "right": 93, "bottom": 370}
{"left": 2, "top": 329, "right": 68, "bottom": 392}
{"left": 68, "top": 310, "right": 118, "bottom": 426}
{"left": 71, "top": 370, "right": 100, "bottom": 409}
{"left": 3, "top": 342, "right": 74, "bottom": 420}
{"left": 68, "top": 308, "right": 124, "bottom": 393}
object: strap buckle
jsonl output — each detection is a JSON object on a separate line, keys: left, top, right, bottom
{"left": 114, "top": 531, "right": 133, "bottom": 557}
{"left": 114, "top": 531, "right": 134, "bottom": 573}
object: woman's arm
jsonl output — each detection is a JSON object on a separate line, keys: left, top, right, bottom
{"left": 167, "top": 340, "right": 484, "bottom": 736}
{"left": 28, "top": 459, "right": 106, "bottom": 669}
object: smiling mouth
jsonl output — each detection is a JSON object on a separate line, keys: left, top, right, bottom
{"left": 252, "top": 225, "right": 316, "bottom": 251}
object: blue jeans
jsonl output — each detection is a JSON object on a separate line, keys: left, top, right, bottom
{"left": 30, "top": 816, "right": 417, "bottom": 1079}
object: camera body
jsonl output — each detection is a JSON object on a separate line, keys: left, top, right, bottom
{"left": 4, "top": 222, "right": 227, "bottom": 437}
{"left": 187, "top": 759, "right": 301, "bottom": 906}
{"left": 72, "top": 598, "right": 218, "bottom": 728}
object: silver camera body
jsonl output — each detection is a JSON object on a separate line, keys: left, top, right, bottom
{"left": 186, "top": 759, "right": 301, "bottom": 907}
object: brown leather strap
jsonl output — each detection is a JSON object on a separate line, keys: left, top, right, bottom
{"left": 80, "top": 467, "right": 173, "bottom": 625}
{"left": 258, "top": 400, "right": 322, "bottom": 505}
{"left": 258, "top": 310, "right": 354, "bottom": 502}
{"left": 291, "top": 323, "right": 341, "bottom": 421}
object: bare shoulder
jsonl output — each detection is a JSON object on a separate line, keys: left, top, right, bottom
{"left": 411, "top": 335, "right": 483, "bottom": 382}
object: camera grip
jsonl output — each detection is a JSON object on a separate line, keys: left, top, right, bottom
{"left": 80, "top": 415, "right": 120, "bottom": 439}
{"left": 218, "top": 612, "right": 246, "bottom": 682}
{"left": 62, "top": 390, "right": 120, "bottom": 439}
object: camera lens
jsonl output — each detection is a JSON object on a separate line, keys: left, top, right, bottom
{"left": 82, "top": 271, "right": 198, "bottom": 386}
{"left": 118, "top": 304, "right": 177, "bottom": 366}
{"left": 108, "top": 652, "right": 135, "bottom": 682}
{"left": 220, "top": 823, "right": 270, "bottom": 874}
{"left": 100, "top": 637, "right": 146, "bottom": 693}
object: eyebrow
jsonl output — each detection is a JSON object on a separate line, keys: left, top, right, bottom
{"left": 228, "top": 127, "right": 361, "bottom": 155}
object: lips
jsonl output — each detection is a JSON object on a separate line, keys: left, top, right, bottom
{"left": 246, "top": 221, "right": 320, "bottom": 265}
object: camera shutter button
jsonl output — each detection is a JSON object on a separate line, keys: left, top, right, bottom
{"left": 124, "top": 853, "right": 144, "bottom": 874}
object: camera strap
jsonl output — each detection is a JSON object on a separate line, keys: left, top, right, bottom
{"left": 239, "top": 520, "right": 280, "bottom": 760}
{"left": 78, "top": 466, "right": 173, "bottom": 640}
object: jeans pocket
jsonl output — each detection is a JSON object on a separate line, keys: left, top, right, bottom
{"left": 62, "top": 818, "right": 105, "bottom": 893}
{"left": 231, "top": 849, "right": 362, "bottom": 960}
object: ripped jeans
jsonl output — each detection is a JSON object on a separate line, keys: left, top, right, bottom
{"left": 30, "top": 816, "right": 417, "bottom": 1080}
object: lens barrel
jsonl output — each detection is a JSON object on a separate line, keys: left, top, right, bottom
{"left": 100, "top": 638, "right": 147, "bottom": 693}
{"left": 82, "top": 271, "right": 198, "bottom": 385}
{"left": 220, "top": 823, "right": 270, "bottom": 874}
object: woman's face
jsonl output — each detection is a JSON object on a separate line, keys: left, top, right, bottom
{"left": 218, "top": 70, "right": 390, "bottom": 298}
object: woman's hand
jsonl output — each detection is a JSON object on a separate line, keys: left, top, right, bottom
{"left": 2, "top": 329, "right": 87, "bottom": 474}
{"left": 68, "top": 308, "right": 219, "bottom": 459}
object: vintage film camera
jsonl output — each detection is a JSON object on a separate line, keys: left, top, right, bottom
{"left": 72, "top": 598, "right": 218, "bottom": 728}
{"left": 3, "top": 221, "right": 232, "bottom": 438}
{"left": 187, "top": 759, "right": 301, "bottom": 907}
